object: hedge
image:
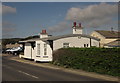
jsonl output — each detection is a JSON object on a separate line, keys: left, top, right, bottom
{"left": 52, "top": 47, "right": 120, "bottom": 76}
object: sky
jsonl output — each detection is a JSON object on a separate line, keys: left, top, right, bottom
{"left": 2, "top": 2, "right": 118, "bottom": 38}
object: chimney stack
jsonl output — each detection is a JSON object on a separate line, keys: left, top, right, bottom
{"left": 41, "top": 30, "right": 47, "bottom": 34}
{"left": 72, "top": 22, "right": 83, "bottom": 34}
{"left": 40, "top": 29, "right": 48, "bottom": 38}
{"left": 111, "top": 27, "right": 114, "bottom": 32}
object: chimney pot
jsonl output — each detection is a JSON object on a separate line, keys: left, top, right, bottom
{"left": 73, "top": 22, "right": 76, "bottom": 27}
{"left": 79, "top": 23, "right": 81, "bottom": 27}
{"left": 40, "top": 29, "right": 48, "bottom": 38}
{"left": 41, "top": 30, "right": 46, "bottom": 34}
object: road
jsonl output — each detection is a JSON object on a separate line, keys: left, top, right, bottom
{"left": 2, "top": 55, "right": 118, "bottom": 82}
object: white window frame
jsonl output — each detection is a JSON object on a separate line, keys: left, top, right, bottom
{"left": 63, "top": 43, "right": 69, "bottom": 48}
{"left": 37, "top": 44, "right": 40, "bottom": 55}
{"left": 44, "top": 44, "right": 47, "bottom": 55}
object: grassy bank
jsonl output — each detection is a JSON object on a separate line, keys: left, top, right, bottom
{"left": 52, "top": 47, "right": 120, "bottom": 77}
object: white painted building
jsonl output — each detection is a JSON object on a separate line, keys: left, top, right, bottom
{"left": 90, "top": 30, "right": 120, "bottom": 47}
{"left": 19, "top": 22, "right": 100, "bottom": 62}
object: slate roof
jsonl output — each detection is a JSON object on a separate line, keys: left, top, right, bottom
{"left": 19, "top": 34, "right": 100, "bottom": 43}
{"left": 104, "top": 39, "right": 120, "bottom": 47}
{"left": 19, "top": 38, "right": 39, "bottom": 43}
{"left": 42, "top": 34, "right": 100, "bottom": 41}
{"left": 72, "top": 26, "right": 83, "bottom": 29}
{"left": 95, "top": 30, "right": 120, "bottom": 38}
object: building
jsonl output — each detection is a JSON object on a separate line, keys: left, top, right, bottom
{"left": 6, "top": 43, "right": 22, "bottom": 48}
{"left": 19, "top": 22, "right": 100, "bottom": 62}
{"left": 104, "top": 39, "right": 120, "bottom": 48}
{"left": 90, "top": 30, "right": 120, "bottom": 47}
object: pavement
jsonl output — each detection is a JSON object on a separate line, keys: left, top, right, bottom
{"left": 6, "top": 54, "right": 119, "bottom": 82}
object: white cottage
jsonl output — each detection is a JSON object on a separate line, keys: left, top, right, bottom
{"left": 19, "top": 22, "right": 100, "bottom": 62}
{"left": 90, "top": 30, "right": 120, "bottom": 47}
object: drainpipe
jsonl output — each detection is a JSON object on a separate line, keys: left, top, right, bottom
{"left": 90, "top": 38, "right": 91, "bottom": 47}
{"left": 99, "top": 42, "right": 100, "bottom": 47}
{"left": 31, "top": 43, "right": 32, "bottom": 59}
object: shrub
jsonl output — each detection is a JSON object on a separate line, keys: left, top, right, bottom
{"left": 52, "top": 48, "right": 120, "bottom": 76}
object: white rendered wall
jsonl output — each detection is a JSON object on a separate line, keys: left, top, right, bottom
{"left": 91, "top": 39, "right": 100, "bottom": 47}
{"left": 35, "top": 40, "right": 52, "bottom": 62}
{"left": 91, "top": 31, "right": 117, "bottom": 47}
{"left": 40, "top": 34, "right": 48, "bottom": 38}
{"left": 31, "top": 46, "right": 36, "bottom": 59}
{"left": 73, "top": 28, "right": 82, "bottom": 34}
{"left": 24, "top": 43, "right": 32, "bottom": 59}
{"left": 53, "top": 36, "right": 99, "bottom": 50}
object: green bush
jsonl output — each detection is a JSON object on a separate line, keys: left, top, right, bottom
{"left": 52, "top": 48, "right": 120, "bottom": 76}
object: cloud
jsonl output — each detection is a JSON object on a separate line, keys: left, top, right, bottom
{"left": 66, "top": 3, "right": 118, "bottom": 28}
{"left": 2, "top": 21, "right": 16, "bottom": 38}
{"left": 48, "top": 21, "right": 71, "bottom": 33}
{"left": 2, "top": 5, "right": 16, "bottom": 15}
{"left": 48, "top": 3, "right": 118, "bottom": 34}
{"left": 85, "top": 17, "right": 112, "bottom": 28}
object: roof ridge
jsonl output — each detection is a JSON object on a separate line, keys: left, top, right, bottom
{"left": 94, "top": 30, "right": 120, "bottom": 38}
{"left": 95, "top": 30, "right": 120, "bottom": 32}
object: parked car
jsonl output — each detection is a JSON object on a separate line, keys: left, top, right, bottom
{"left": 6, "top": 47, "right": 23, "bottom": 55}
{"left": 2, "top": 48, "right": 10, "bottom": 54}
{"left": 11, "top": 47, "right": 23, "bottom": 55}
{"left": 6, "top": 48, "right": 13, "bottom": 54}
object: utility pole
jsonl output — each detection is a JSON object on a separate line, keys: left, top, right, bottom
{"left": 111, "top": 27, "right": 114, "bottom": 32}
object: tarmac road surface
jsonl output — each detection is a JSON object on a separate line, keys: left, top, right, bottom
{"left": 2, "top": 55, "right": 118, "bottom": 83}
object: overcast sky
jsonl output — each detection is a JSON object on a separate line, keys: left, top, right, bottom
{"left": 2, "top": 2, "right": 118, "bottom": 38}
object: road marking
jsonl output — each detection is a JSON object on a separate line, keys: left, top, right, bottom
{"left": 3, "top": 64, "right": 39, "bottom": 79}
{"left": 18, "top": 70, "right": 39, "bottom": 79}
{"left": 10, "top": 57, "right": 119, "bottom": 81}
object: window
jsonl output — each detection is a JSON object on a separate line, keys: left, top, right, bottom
{"left": 87, "top": 44, "right": 89, "bottom": 47}
{"left": 63, "top": 43, "right": 69, "bottom": 48}
{"left": 84, "top": 44, "right": 86, "bottom": 47}
{"left": 84, "top": 44, "right": 89, "bottom": 47}
{"left": 44, "top": 44, "right": 47, "bottom": 55}
{"left": 37, "top": 44, "right": 40, "bottom": 55}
